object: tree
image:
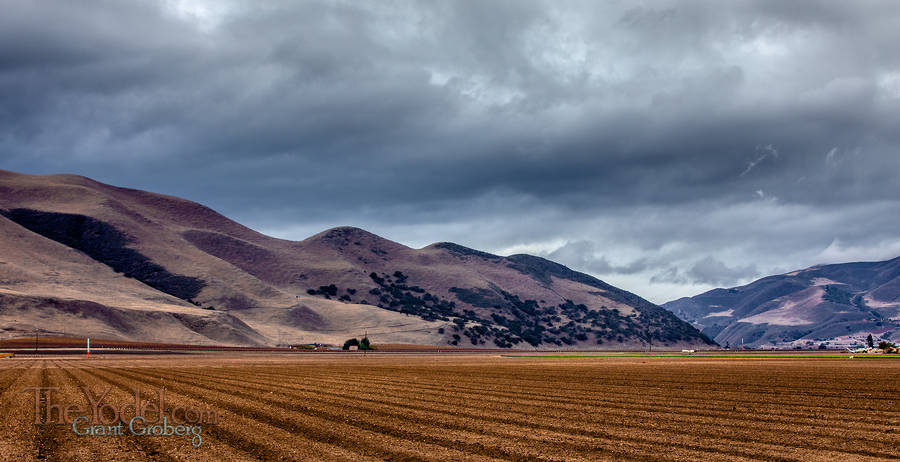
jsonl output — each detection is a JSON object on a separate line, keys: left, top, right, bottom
{"left": 359, "top": 336, "right": 373, "bottom": 350}
{"left": 342, "top": 338, "right": 360, "bottom": 350}
{"left": 867, "top": 334, "right": 874, "bottom": 348}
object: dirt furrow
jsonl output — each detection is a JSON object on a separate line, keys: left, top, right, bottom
{"left": 79, "top": 364, "right": 386, "bottom": 462}
{"left": 0, "top": 360, "right": 42, "bottom": 460}
{"left": 105, "top": 365, "right": 722, "bottom": 462}
{"left": 295, "top": 365, "right": 900, "bottom": 420}
{"left": 297, "top": 365, "right": 900, "bottom": 414}
{"left": 58, "top": 359, "right": 203, "bottom": 462}
{"left": 3, "top": 354, "right": 895, "bottom": 461}
{"left": 183, "top": 366, "right": 899, "bottom": 458}
{"left": 206, "top": 366, "right": 900, "bottom": 433}
{"left": 159, "top": 365, "right": 897, "bottom": 461}
{"left": 92, "top": 366, "right": 502, "bottom": 462}
{"left": 33, "top": 361, "right": 65, "bottom": 461}
{"left": 120, "top": 366, "right": 812, "bottom": 462}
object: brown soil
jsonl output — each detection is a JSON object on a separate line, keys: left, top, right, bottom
{"left": 0, "top": 354, "right": 897, "bottom": 461}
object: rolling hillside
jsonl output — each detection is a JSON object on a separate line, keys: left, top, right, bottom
{"left": 664, "top": 258, "right": 900, "bottom": 348}
{"left": 0, "top": 169, "right": 712, "bottom": 348}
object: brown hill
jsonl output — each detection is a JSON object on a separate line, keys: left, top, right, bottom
{"left": 664, "top": 258, "right": 900, "bottom": 349}
{"left": 0, "top": 169, "right": 712, "bottom": 348}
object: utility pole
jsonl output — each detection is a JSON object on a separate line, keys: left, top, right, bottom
{"left": 34, "top": 328, "right": 38, "bottom": 354}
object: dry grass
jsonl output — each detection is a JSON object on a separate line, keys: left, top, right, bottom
{"left": 1, "top": 169, "right": 696, "bottom": 348}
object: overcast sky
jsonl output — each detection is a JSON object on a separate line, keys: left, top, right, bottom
{"left": 3, "top": 0, "right": 900, "bottom": 303}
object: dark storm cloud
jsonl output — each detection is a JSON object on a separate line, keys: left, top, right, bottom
{"left": 547, "top": 241, "right": 649, "bottom": 276}
{"left": 648, "top": 256, "right": 758, "bottom": 286}
{"left": 2, "top": 0, "right": 900, "bottom": 302}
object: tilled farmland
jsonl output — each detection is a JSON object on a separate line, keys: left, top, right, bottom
{"left": 0, "top": 353, "right": 898, "bottom": 461}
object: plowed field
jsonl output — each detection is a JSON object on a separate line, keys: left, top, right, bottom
{"left": 0, "top": 353, "right": 897, "bottom": 461}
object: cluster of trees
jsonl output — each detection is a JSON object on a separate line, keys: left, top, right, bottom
{"left": 452, "top": 290, "right": 635, "bottom": 347}
{"left": 342, "top": 337, "right": 374, "bottom": 350}
{"left": 368, "top": 270, "right": 687, "bottom": 348}
{"left": 306, "top": 284, "right": 359, "bottom": 303}
{"left": 448, "top": 284, "right": 704, "bottom": 348}
{"left": 449, "top": 287, "right": 559, "bottom": 346}
{"left": 867, "top": 334, "right": 898, "bottom": 352}
{"left": 312, "top": 270, "right": 699, "bottom": 349}
{"left": 823, "top": 284, "right": 854, "bottom": 305}
{"left": 368, "top": 272, "right": 458, "bottom": 321}
{"left": 307, "top": 284, "right": 339, "bottom": 297}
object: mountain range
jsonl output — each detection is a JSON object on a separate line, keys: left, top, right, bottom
{"left": 0, "top": 169, "right": 711, "bottom": 349}
{"left": 664, "top": 258, "right": 900, "bottom": 348}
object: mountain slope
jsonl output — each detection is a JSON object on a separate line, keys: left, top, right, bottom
{"left": 0, "top": 169, "right": 712, "bottom": 348}
{"left": 664, "top": 258, "right": 900, "bottom": 348}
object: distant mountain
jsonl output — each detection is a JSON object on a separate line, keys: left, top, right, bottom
{"left": 664, "top": 258, "right": 900, "bottom": 348}
{"left": 0, "top": 169, "right": 712, "bottom": 348}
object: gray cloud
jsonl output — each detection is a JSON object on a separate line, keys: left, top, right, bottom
{"left": 2, "top": 0, "right": 900, "bottom": 303}
{"left": 546, "top": 241, "right": 649, "bottom": 276}
{"left": 687, "top": 256, "right": 758, "bottom": 286}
